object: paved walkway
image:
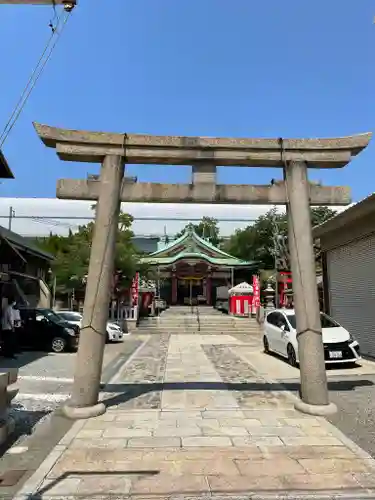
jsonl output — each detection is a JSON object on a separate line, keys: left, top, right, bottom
{"left": 13, "top": 332, "right": 375, "bottom": 499}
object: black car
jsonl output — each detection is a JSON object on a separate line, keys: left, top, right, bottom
{"left": 17, "top": 307, "right": 80, "bottom": 353}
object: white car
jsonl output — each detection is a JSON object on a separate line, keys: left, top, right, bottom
{"left": 56, "top": 311, "right": 125, "bottom": 342}
{"left": 263, "top": 309, "right": 361, "bottom": 366}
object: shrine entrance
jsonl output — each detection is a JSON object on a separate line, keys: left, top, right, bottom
{"left": 177, "top": 277, "right": 203, "bottom": 305}
{"left": 33, "top": 122, "right": 370, "bottom": 419}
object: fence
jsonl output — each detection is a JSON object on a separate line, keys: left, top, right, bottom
{"left": 108, "top": 303, "right": 138, "bottom": 323}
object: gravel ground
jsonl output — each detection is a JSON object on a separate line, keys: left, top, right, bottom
{"left": 327, "top": 373, "right": 375, "bottom": 458}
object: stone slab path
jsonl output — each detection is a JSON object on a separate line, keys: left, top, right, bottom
{"left": 14, "top": 332, "right": 375, "bottom": 499}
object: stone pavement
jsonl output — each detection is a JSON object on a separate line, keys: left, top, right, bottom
{"left": 13, "top": 332, "right": 375, "bottom": 499}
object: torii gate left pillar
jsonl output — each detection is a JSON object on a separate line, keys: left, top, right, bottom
{"left": 65, "top": 154, "right": 124, "bottom": 418}
{"left": 33, "top": 123, "right": 371, "bottom": 419}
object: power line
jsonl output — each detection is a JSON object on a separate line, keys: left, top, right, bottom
{"left": 0, "top": 215, "right": 257, "bottom": 223}
{"left": 0, "top": 8, "right": 72, "bottom": 148}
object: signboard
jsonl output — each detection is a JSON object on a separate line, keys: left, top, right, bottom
{"left": 252, "top": 275, "right": 260, "bottom": 309}
{"left": 131, "top": 272, "right": 139, "bottom": 306}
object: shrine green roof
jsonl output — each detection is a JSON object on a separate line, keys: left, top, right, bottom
{"left": 141, "top": 225, "right": 256, "bottom": 268}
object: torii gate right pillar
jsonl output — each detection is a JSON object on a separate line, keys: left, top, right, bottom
{"left": 285, "top": 161, "right": 331, "bottom": 412}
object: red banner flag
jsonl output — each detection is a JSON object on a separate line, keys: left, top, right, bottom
{"left": 252, "top": 275, "right": 260, "bottom": 309}
{"left": 131, "top": 272, "right": 139, "bottom": 306}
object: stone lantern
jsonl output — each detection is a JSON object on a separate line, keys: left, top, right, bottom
{"left": 264, "top": 282, "right": 275, "bottom": 311}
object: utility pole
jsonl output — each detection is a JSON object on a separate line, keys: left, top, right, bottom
{"left": 8, "top": 206, "right": 15, "bottom": 230}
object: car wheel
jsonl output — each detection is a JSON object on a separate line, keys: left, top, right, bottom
{"left": 51, "top": 337, "right": 67, "bottom": 353}
{"left": 287, "top": 344, "right": 297, "bottom": 367}
{"left": 263, "top": 335, "right": 270, "bottom": 354}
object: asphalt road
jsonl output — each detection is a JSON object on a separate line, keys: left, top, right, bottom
{"left": 0, "top": 341, "right": 130, "bottom": 450}
{"left": 327, "top": 372, "right": 375, "bottom": 459}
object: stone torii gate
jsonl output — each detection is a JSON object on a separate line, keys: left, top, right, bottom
{"left": 33, "top": 123, "right": 371, "bottom": 419}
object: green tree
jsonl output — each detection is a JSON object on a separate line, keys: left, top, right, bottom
{"left": 35, "top": 211, "right": 143, "bottom": 297}
{"left": 175, "top": 217, "right": 221, "bottom": 247}
{"left": 223, "top": 207, "right": 336, "bottom": 269}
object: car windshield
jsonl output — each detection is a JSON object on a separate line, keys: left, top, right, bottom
{"left": 58, "top": 312, "right": 82, "bottom": 322}
{"left": 37, "top": 309, "right": 65, "bottom": 324}
{"left": 287, "top": 313, "right": 340, "bottom": 330}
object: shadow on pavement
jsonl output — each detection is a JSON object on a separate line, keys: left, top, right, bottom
{"left": 102, "top": 379, "right": 374, "bottom": 408}
{"left": 27, "top": 469, "right": 159, "bottom": 499}
{"left": 0, "top": 351, "right": 48, "bottom": 370}
{"left": 0, "top": 404, "right": 50, "bottom": 457}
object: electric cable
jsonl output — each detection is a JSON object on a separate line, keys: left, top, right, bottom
{"left": 0, "top": 11, "right": 64, "bottom": 145}
{"left": 0, "top": 9, "right": 72, "bottom": 148}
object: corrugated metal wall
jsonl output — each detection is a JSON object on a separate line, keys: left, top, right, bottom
{"left": 327, "top": 234, "right": 375, "bottom": 358}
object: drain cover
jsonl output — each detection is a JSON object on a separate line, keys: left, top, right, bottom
{"left": 0, "top": 470, "right": 27, "bottom": 487}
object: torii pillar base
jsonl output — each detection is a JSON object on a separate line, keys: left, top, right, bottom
{"left": 62, "top": 402, "right": 106, "bottom": 420}
{"left": 294, "top": 399, "right": 337, "bottom": 417}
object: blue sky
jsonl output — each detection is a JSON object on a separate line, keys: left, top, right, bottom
{"left": 0, "top": 0, "right": 374, "bottom": 202}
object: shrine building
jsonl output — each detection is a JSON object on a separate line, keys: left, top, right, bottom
{"left": 141, "top": 225, "right": 258, "bottom": 306}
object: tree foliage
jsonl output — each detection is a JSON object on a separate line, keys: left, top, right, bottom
{"left": 222, "top": 206, "right": 336, "bottom": 269}
{"left": 175, "top": 217, "right": 221, "bottom": 247}
{"left": 35, "top": 211, "right": 143, "bottom": 296}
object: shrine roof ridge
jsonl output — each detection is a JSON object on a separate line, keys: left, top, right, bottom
{"left": 142, "top": 225, "right": 255, "bottom": 267}
{"left": 34, "top": 123, "right": 371, "bottom": 153}
{"left": 148, "top": 224, "right": 236, "bottom": 260}
{"left": 142, "top": 251, "right": 255, "bottom": 267}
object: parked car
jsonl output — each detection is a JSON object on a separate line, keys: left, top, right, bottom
{"left": 17, "top": 307, "right": 80, "bottom": 353}
{"left": 55, "top": 310, "right": 124, "bottom": 342}
{"left": 263, "top": 309, "right": 361, "bottom": 366}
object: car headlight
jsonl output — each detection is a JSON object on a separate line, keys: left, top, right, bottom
{"left": 348, "top": 334, "right": 356, "bottom": 344}
{"left": 65, "top": 327, "right": 76, "bottom": 336}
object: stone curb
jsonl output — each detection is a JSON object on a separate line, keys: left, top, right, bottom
{"left": 12, "top": 336, "right": 150, "bottom": 499}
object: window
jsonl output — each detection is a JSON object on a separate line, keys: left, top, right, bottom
{"left": 37, "top": 309, "right": 65, "bottom": 325}
{"left": 320, "top": 313, "right": 340, "bottom": 329}
{"left": 58, "top": 312, "right": 82, "bottom": 322}
{"left": 20, "top": 310, "right": 36, "bottom": 322}
{"left": 288, "top": 315, "right": 297, "bottom": 329}
{"left": 266, "top": 312, "right": 279, "bottom": 326}
{"left": 278, "top": 314, "right": 290, "bottom": 331}
{"left": 287, "top": 313, "right": 339, "bottom": 330}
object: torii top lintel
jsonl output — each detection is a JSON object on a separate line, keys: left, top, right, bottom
{"left": 33, "top": 123, "right": 372, "bottom": 169}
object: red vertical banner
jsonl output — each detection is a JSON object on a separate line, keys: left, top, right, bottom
{"left": 282, "top": 278, "right": 288, "bottom": 307}
{"left": 252, "top": 275, "right": 260, "bottom": 309}
{"left": 131, "top": 272, "right": 139, "bottom": 306}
